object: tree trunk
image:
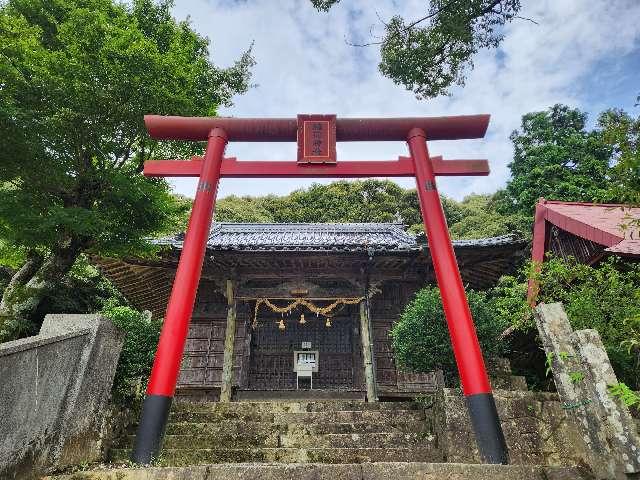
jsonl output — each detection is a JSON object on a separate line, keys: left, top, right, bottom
{"left": 0, "top": 238, "right": 84, "bottom": 340}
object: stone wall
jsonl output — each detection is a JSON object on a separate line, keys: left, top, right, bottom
{"left": 0, "top": 314, "right": 124, "bottom": 479}
{"left": 434, "top": 388, "right": 591, "bottom": 468}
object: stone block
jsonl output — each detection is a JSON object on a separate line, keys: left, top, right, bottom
{"left": 535, "top": 302, "right": 640, "bottom": 479}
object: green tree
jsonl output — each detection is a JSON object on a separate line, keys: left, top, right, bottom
{"left": 188, "top": 180, "right": 518, "bottom": 240}
{"left": 205, "top": 180, "right": 485, "bottom": 233}
{"left": 0, "top": 0, "right": 253, "bottom": 339}
{"left": 266, "top": 180, "right": 406, "bottom": 223}
{"left": 498, "top": 105, "right": 615, "bottom": 219}
{"left": 391, "top": 285, "right": 508, "bottom": 382}
{"left": 311, "top": 0, "right": 523, "bottom": 99}
{"left": 216, "top": 195, "right": 275, "bottom": 223}
{"left": 449, "top": 193, "right": 529, "bottom": 239}
{"left": 598, "top": 108, "right": 640, "bottom": 205}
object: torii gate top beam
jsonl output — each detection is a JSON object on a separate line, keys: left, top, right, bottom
{"left": 144, "top": 114, "right": 490, "bottom": 142}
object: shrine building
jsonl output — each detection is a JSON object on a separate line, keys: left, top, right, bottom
{"left": 95, "top": 222, "right": 524, "bottom": 401}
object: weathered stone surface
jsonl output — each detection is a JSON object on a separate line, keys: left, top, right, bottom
{"left": 279, "top": 432, "right": 433, "bottom": 449}
{"left": 573, "top": 329, "right": 640, "bottom": 472}
{"left": 45, "top": 462, "right": 588, "bottom": 480}
{"left": 487, "top": 358, "right": 529, "bottom": 391}
{"left": 171, "top": 399, "right": 421, "bottom": 413}
{"left": 535, "top": 302, "right": 640, "bottom": 479}
{"left": 47, "top": 463, "right": 362, "bottom": 480}
{"left": 110, "top": 446, "right": 442, "bottom": 465}
{"left": 434, "top": 388, "right": 588, "bottom": 468}
{"left": 112, "top": 399, "right": 438, "bottom": 467}
{"left": 361, "top": 463, "right": 587, "bottom": 480}
{"left": 169, "top": 408, "right": 425, "bottom": 425}
{"left": 0, "top": 314, "right": 124, "bottom": 480}
{"left": 163, "top": 418, "right": 428, "bottom": 437}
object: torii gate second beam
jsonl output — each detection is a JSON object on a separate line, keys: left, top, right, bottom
{"left": 131, "top": 114, "right": 509, "bottom": 466}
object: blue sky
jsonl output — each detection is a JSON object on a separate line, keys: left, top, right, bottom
{"left": 169, "top": 0, "right": 640, "bottom": 201}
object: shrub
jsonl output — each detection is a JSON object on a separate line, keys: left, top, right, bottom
{"left": 103, "top": 305, "right": 162, "bottom": 403}
{"left": 493, "top": 256, "right": 640, "bottom": 389}
{"left": 391, "top": 286, "right": 508, "bottom": 383}
{"left": 536, "top": 257, "right": 640, "bottom": 388}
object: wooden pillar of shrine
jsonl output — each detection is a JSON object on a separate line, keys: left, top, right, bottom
{"left": 220, "top": 280, "right": 236, "bottom": 402}
{"left": 359, "top": 294, "right": 378, "bottom": 402}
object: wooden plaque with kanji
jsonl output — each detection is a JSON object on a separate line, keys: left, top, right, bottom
{"left": 297, "top": 114, "right": 337, "bottom": 164}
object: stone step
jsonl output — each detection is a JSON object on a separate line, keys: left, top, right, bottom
{"left": 172, "top": 400, "right": 421, "bottom": 414}
{"left": 279, "top": 432, "right": 435, "bottom": 449}
{"left": 235, "top": 389, "right": 365, "bottom": 401}
{"left": 46, "top": 462, "right": 587, "bottom": 480}
{"left": 129, "top": 432, "right": 435, "bottom": 450}
{"left": 164, "top": 419, "right": 429, "bottom": 436}
{"left": 109, "top": 447, "right": 443, "bottom": 465}
{"left": 117, "top": 430, "right": 281, "bottom": 449}
{"left": 286, "top": 421, "right": 431, "bottom": 435}
{"left": 168, "top": 409, "right": 427, "bottom": 425}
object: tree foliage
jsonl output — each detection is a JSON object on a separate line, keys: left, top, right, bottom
{"left": 311, "top": 0, "right": 522, "bottom": 99}
{"left": 391, "top": 257, "right": 640, "bottom": 390}
{"left": 0, "top": 0, "right": 253, "bottom": 336}
{"left": 102, "top": 305, "right": 162, "bottom": 402}
{"left": 209, "top": 180, "right": 515, "bottom": 240}
{"left": 598, "top": 108, "right": 640, "bottom": 205}
{"left": 447, "top": 194, "right": 529, "bottom": 238}
{"left": 498, "top": 105, "right": 616, "bottom": 219}
{"left": 0, "top": 257, "right": 124, "bottom": 340}
{"left": 391, "top": 285, "right": 508, "bottom": 382}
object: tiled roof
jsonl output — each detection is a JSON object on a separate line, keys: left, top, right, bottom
{"left": 155, "top": 223, "right": 523, "bottom": 253}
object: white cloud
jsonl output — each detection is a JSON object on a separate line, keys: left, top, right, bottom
{"left": 168, "top": 0, "right": 640, "bottom": 200}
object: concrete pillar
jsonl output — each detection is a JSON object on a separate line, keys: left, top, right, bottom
{"left": 359, "top": 299, "right": 378, "bottom": 402}
{"left": 220, "top": 280, "right": 236, "bottom": 403}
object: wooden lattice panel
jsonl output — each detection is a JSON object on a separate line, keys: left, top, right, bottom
{"left": 247, "top": 306, "right": 361, "bottom": 390}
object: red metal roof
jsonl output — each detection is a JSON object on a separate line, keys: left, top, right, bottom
{"left": 533, "top": 200, "right": 640, "bottom": 259}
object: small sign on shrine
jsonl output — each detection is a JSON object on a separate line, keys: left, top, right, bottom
{"left": 297, "top": 114, "right": 336, "bottom": 163}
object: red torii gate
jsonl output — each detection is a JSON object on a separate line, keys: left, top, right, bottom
{"left": 132, "top": 114, "right": 509, "bottom": 465}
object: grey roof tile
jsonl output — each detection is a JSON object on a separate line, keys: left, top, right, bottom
{"left": 154, "top": 223, "right": 524, "bottom": 253}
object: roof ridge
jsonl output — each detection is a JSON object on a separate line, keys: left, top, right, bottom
{"left": 212, "top": 222, "right": 406, "bottom": 226}
{"left": 543, "top": 200, "right": 639, "bottom": 209}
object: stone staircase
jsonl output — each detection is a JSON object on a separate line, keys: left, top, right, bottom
{"left": 110, "top": 400, "right": 441, "bottom": 466}
{"left": 49, "top": 399, "right": 588, "bottom": 479}
{"left": 49, "top": 462, "right": 585, "bottom": 480}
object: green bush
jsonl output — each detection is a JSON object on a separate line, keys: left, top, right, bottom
{"left": 391, "top": 286, "right": 508, "bottom": 383}
{"left": 493, "top": 256, "right": 640, "bottom": 389}
{"left": 535, "top": 257, "right": 640, "bottom": 388}
{"left": 103, "top": 305, "right": 162, "bottom": 403}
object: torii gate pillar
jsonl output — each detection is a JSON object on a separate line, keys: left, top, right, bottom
{"left": 132, "top": 128, "right": 228, "bottom": 461}
{"left": 131, "top": 114, "right": 509, "bottom": 465}
{"left": 408, "top": 128, "right": 507, "bottom": 462}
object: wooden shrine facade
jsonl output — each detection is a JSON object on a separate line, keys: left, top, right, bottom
{"left": 96, "top": 222, "right": 526, "bottom": 401}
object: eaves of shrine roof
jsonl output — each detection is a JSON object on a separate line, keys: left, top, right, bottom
{"left": 153, "top": 222, "right": 525, "bottom": 253}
